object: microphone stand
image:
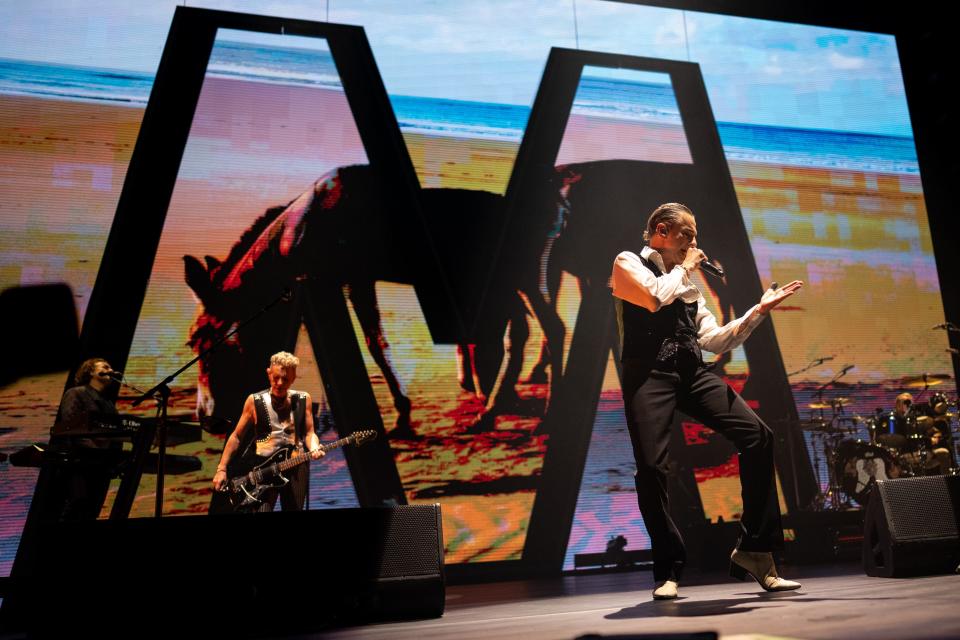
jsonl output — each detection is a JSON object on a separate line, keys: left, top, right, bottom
{"left": 131, "top": 286, "right": 294, "bottom": 518}
{"left": 116, "top": 377, "right": 148, "bottom": 397}
{"left": 787, "top": 357, "right": 834, "bottom": 378}
{"left": 781, "top": 355, "right": 831, "bottom": 510}
{"left": 810, "top": 365, "right": 854, "bottom": 510}
{"left": 813, "top": 365, "right": 854, "bottom": 397}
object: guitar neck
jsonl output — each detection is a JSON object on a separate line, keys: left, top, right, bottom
{"left": 275, "top": 435, "right": 355, "bottom": 473}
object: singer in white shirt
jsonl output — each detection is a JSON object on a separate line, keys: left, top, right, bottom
{"left": 610, "top": 202, "right": 803, "bottom": 600}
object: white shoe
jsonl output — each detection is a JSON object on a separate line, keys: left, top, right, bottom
{"left": 652, "top": 579, "right": 679, "bottom": 600}
{"left": 729, "top": 550, "right": 801, "bottom": 592}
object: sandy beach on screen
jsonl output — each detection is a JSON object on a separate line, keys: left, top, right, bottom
{"left": 558, "top": 113, "right": 692, "bottom": 165}
{"left": 0, "top": 94, "right": 142, "bottom": 317}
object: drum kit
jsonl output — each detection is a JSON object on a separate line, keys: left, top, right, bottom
{"left": 804, "top": 372, "right": 958, "bottom": 511}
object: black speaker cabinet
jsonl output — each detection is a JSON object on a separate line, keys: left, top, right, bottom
{"left": 17, "top": 505, "right": 444, "bottom": 634}
{"left": 863, "top": 475, "right": 960, "bottom": 577}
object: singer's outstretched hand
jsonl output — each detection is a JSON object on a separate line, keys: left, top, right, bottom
{"left": 759, "top": 280, "right": 803, "bottom": 315}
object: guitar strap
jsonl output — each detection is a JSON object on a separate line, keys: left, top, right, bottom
{"left": 291, "top": 392, "right": 307, "bottom": 444}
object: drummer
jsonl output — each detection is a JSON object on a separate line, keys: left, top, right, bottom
{"left": 879, "top": 392, "right": 953, "bottom": 475}
{"left": 875, "top": 392, "right": 913, "bottom": 450}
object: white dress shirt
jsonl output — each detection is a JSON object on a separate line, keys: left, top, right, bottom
{"left": 611, "top": 246, "right": 766, "bottom": 355}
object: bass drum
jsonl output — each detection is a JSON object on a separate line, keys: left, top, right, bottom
{"left": 833, "top": 439, "right": 902, "bottom": 506}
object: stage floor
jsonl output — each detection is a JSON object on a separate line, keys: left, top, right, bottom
{"left": 321, "top": 562, "right": 960, "bottom": 640}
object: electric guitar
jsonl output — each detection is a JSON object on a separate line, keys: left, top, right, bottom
{"left": 225, "top": 429, "right": 376, "bottom": 510}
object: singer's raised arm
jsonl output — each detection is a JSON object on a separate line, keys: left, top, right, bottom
{"left": 611, "top": 251, "right": 698, "bottom": 312}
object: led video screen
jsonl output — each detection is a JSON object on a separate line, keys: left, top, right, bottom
{"left": 0, "top": 1, "right": 951, "bottom": 575}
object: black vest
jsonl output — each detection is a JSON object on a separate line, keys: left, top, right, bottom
{"left": 616, "top": 254, "right": 701, "bottom": 368}
{"left": 236, "top": 390, "right": 308, "bottom": 465}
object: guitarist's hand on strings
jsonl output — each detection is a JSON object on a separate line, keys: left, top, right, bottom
{"left": 305, "top": 432, "right": 326, "bottom": 460}
{"left": 213, "top": 469, "right": 228, "bottom": 492}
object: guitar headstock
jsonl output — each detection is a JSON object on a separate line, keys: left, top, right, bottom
{"left": 350, "top": 429, "right": 377, "bottom": 446}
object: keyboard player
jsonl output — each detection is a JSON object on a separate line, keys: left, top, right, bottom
{"left": 45, "top": 357, "right": 119, "bottom": 521}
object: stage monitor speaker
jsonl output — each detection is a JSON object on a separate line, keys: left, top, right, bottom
{"left": 17, "top": 504, "right": 444, "bottom": 634}
{"left": 863, "top": 475, "right": 960, "bottom": 577}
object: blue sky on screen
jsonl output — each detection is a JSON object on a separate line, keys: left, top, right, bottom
{"left": 0, "top": 0, "right": 910, "bottom": 135}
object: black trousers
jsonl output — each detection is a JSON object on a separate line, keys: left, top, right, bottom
{"left": 622, "top": 356, "right": 783, "bottom": 582}
{"left": 38, "top": 440, "right": 115, "bottom": 523}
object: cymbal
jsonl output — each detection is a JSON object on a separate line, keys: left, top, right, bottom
{"left": 900, "top": 373, "right": 952, "bottom": 388}
{"left": 808, "top": 398, "right": 852, "bottom": 409}
{"left": 915, "top": 415, "right": 934, "bottom": 428}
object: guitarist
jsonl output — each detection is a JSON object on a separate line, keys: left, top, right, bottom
{"left": 212, "top": 352, "right": 324, "bottom": 511}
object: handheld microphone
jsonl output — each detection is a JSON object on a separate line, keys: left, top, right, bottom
{"left": 700, "top": 260, "right": 724, "bottom": 279}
